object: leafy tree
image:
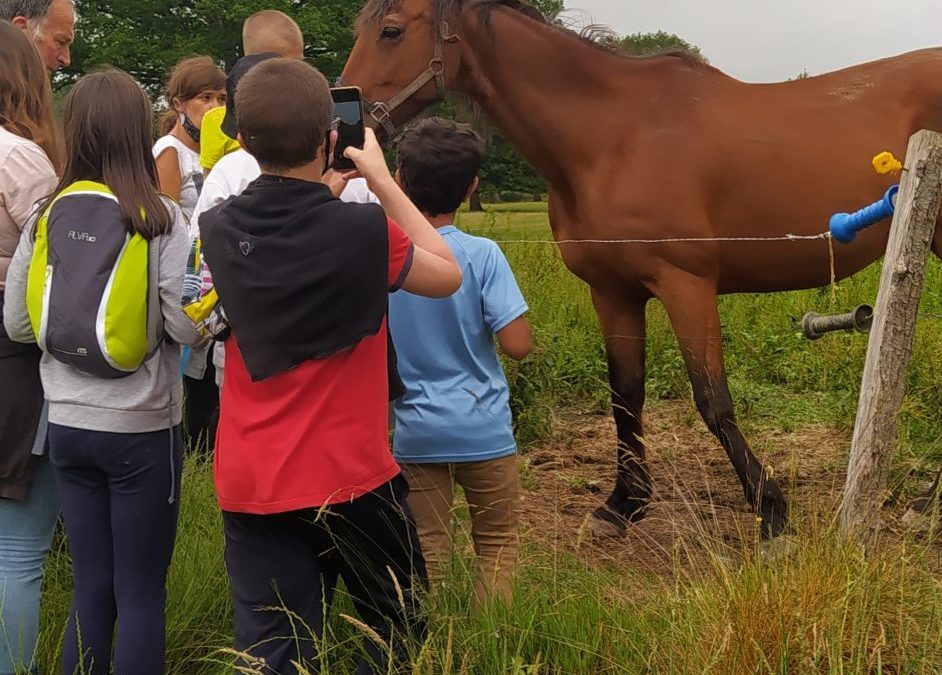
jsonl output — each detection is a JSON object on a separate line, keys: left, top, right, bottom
{"left": 618, "top": 30, "right": 706, "bottom": 61}
{"left": 479, "top": 135, "right": 546, "bottom": 200}
{"left": 67, "top": 0, "right": 561, "bottom": 97}
{"left": 67, "top": 0, "right": 360, "bottom": 95}
{"left": 529, "top": 0, "right": 564, "bottom": 18}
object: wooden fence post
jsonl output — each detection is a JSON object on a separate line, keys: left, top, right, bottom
{"left": 839, "top": 130, "right": 942, "bottom": 544}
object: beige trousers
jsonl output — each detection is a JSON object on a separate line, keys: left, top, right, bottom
{"left": 400, "top": 454, "right": 520, "bottom": 606}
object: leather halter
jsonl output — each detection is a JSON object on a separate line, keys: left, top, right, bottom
{"left": 338, "top": 0, "right": 460, "bottom": 139}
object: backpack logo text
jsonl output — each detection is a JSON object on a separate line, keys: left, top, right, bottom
{"left": 68, "top": 230, "right": 97, "bottom": 243}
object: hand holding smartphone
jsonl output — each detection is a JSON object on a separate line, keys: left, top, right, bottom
{"left": 341, "top": 128, "right": 394, "bottom": 192}
{"left": 329, "top": 86, "right": 365, "bottom": 172}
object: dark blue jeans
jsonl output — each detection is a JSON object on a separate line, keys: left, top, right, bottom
{"left": 48, "top": 424, "right": 183, "bottom": 675}
{"left": 223, "top": 474, "right": 428, "bottom": 675}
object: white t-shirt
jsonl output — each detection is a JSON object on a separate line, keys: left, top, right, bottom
{"left": 153, "top": 135, "right": 202, "bottom": 225}
{"left": 193, "top": 149, "right": 377, "bottom": 222}
{"left": 190, "top": 149, "right": 380, "bottom": 386}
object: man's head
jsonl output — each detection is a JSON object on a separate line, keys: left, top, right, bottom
{"left": 0, "top": 0, "right": 75, "bottom": 72}
{"left": 396, "top": 118, "right": 485, "bottom": 217}
{"left": 242, "top": 10, "right": 304, "bottom": 60}
{"left": 236, "top": 59, "right": 332, "bottom": 174}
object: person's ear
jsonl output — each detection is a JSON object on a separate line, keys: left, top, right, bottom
{"left": 171, "top": 97, "right": 185, "bottom": 115}
{"left": 321, "top": 129, "right": 338, "bottom": 175}
{"left": 10, "top": 16, "right": 30, "bottom": 32}
{"left": 327, "top": 129, "right": 339, "bottom": 160}
{"left": 464, "top": 176, "right": 480, "bottom": 202}
{"left": 237, "top": 132, "right": 246, "bottom": 149}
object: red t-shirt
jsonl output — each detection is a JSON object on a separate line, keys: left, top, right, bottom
{"left": 214, "top": 218, "right": 414, "bottom": 514}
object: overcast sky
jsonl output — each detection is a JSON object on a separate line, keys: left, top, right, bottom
{"left": 568, "top": 0, "right": 941, "bottom": 82}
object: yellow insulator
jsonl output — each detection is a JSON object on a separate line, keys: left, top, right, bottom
{"left": 872, "top": 151, "right": 903, "bottom": 175}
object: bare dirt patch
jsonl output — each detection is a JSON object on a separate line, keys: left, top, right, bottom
{"left": 518, "top": 400, "right": 854, "bottom": 574}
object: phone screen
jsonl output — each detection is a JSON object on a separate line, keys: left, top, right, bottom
{"left": 331, "top": 89, "right": 364, "bottom": 172}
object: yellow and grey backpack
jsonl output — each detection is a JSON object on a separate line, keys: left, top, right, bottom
{"left": 26, "top": 180, "right": 161, "bottom": 378}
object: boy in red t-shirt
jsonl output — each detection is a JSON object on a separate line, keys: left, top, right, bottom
{"left": 198, "top": 59, "right": 462, "bottom": 674}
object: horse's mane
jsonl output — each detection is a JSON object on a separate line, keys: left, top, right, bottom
{"left": 357, "top": 0, "right": 706, "bottom": 69}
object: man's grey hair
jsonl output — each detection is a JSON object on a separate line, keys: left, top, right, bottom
{"left": 0, "top": 0, "right": 74, "bottom": 33}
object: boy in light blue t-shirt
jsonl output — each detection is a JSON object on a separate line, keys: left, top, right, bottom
{"left": 390, "top": 118, "right": 532, "bottom": 606}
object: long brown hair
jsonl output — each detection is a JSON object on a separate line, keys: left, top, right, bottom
{"left": 158, "top": 55, "right": 226, "bottom": 136}
{"left": 0, "top": 20, "right": 62, "bottom": 170}
{"left": 45, "top": 69, "right": 172, "bottom": 239}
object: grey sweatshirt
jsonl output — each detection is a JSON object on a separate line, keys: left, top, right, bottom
{"left": 2, "top": 200, "right": 202, "bottom": 433}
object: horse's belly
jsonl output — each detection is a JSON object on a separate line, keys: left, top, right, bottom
{"left": 716, "top": 227, "right": 889, "bottom": 294}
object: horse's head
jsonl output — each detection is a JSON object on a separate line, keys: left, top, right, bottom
{"left": 341, "top": 0, "right": 462, "bottom": 143}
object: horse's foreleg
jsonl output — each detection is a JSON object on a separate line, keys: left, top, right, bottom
{"left": 657, "top": 274, "right": 788, "bottom": 539}
{"left": 589, "top": 291, "right": 652, "bottom": 537}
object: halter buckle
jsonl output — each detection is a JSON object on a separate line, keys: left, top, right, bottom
{"left": 370, "top": 101, "right": 393, "bottom": 123}
{"left": 428, "top": 57, "right": 446, "bottom": 75}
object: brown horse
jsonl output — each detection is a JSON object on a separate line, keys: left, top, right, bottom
{"left": 341, "top": 0, "right": 942, "bottom": 538}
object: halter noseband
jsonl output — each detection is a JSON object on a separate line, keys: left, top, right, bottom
{"left": 338, "top": 0, "right": 459, "bottom": 139}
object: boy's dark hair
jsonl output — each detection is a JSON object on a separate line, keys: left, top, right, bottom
{"left": 236, "top": 59, "right": 332, "bottom": 172}
{"left": 397, "top": 117, "right": 485, "bottom": 217}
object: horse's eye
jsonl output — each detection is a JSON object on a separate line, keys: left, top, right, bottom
{"left": 380, "top": 26, "right": 403, "bottom": 41}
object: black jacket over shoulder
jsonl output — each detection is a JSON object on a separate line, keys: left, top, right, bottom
{"left": 200, "top": 175, "right": 396, "bottom": 385}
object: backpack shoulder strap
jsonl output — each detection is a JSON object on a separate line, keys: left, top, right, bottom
{"left": 147, "top": 237, "right": 164, "bottom": 349}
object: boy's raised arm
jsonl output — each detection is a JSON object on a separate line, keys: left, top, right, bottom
{"left": 344, "top": 129, "right": 462, "bottom": 298}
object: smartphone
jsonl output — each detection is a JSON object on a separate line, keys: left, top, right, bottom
{"left": 330, "top": 86, "right": 365, "bottom": 172}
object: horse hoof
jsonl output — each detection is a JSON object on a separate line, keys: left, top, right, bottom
{"left": 586, "top": 517, "right": 626, "bottom": 539}
{"left": 587, "top": 507, "right": 628, "bottom": 539}
{"left": 758, "top": 504, "right": 788, "bottom": 540}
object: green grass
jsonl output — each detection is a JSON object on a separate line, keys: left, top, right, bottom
{"left": 33, "top": 462, "right": 942, "bottom": 674}
{"left": 28, "top": 203, "right": 942, "bottom": 673}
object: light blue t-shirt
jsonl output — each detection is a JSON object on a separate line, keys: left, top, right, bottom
{"left": 390, "top": 226, "right": 528, "bottom": 464}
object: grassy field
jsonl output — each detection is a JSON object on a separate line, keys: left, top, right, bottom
{"left": 31, "top": 203, "right": 942, "bottom": 673}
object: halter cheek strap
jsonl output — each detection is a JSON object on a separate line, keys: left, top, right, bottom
{"left": 338, "top": 0, "right": 459, "bottom": 139}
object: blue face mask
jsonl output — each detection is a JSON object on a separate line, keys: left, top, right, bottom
{"left": 181, "top": 114, "right": 201, "bottom": 144}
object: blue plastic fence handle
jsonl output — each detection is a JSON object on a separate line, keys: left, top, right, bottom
{"left": 829, "top": 185, "right": 899, "bottom": 244}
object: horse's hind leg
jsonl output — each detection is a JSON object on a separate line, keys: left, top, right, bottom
{"left": 589, "top": 291, "right": 652, "bottom": 537}
{"left": 657, "top": 273, "right": 788, "bottom": 539}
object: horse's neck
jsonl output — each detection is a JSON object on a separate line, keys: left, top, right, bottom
{"left": 455, "top": 8, "right": 660, "bottom": 196}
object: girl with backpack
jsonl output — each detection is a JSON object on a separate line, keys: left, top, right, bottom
{"left": 0, "top": 21, "right": 61, "bottom": 675}
{"left": 3, "top": 68, "right": 202, "bottom": 675}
